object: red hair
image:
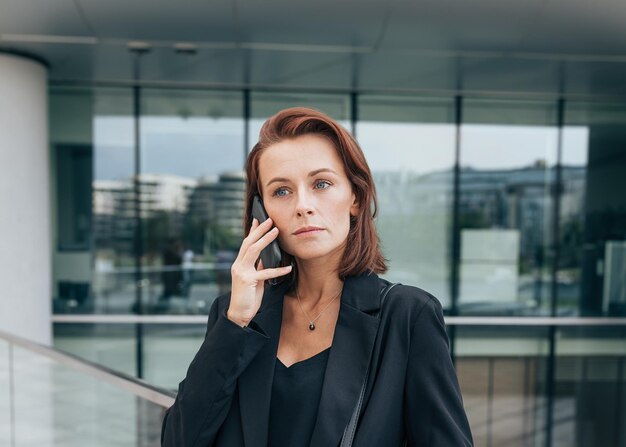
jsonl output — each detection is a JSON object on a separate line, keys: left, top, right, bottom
{"left": 244, "top": 107, "right": 387, "bottom": 285}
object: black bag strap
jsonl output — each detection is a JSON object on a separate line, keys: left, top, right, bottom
{"left": 340, "top": 282, "right": 399, "bottom": 447}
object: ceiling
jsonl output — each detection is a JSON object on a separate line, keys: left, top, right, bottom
{"left": 2, "top": 0, "right": 626, "bottom": 98}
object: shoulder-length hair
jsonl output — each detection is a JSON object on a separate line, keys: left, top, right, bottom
{"left": 243, "top": 107, "right": 387, "bottom": 285}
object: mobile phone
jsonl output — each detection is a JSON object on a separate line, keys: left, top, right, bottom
{"left": 251, "top": 195, "right": 283, "bottom": 270}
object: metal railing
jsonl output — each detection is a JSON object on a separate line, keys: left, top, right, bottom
{"left": 51, "top": 314, "right": 626, "bottom": 326}
{"left": 0, "top": 329, "right": 175, "bottom": 408}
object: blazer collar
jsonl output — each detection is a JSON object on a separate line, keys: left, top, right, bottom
{"left": 238, "top": 270, "right": 382, "bottom": 447}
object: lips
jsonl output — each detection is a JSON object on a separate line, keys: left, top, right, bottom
{"left": 294, "top": 226, "right": 324, "bottom": 235}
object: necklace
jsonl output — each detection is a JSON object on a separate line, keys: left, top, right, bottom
{"left": 295, "top": 285, "right": 342, "bottom": 331}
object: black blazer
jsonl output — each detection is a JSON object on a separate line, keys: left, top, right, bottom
{"left": 161, "top": 271, "right": 473, "bottom": 447}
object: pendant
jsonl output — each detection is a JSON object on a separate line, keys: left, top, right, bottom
{"left": 309, "top": 323, "right": 316, "bottom": 331}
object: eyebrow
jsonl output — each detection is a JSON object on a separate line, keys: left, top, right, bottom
{"left": 265, "top": 168, "right": 339, "bottom": 187}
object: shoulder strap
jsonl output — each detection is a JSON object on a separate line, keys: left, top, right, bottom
{"left": 340, "top": 282, "right": 399, "bottom": 447}
{"left": 373, "top": 282, "right": 398, "bottom": 318}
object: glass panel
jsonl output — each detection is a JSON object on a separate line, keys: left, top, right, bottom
{"left": 553, "top": 326, "right": 626, "bottom": 447}
{"left": 357, "top": 96, "right": 455, "bottom": 308}
{"left": 560, "top": 102, "right": 626, "bottom": 316}
{"left": 143, "top": 323, "right": 207, "bottom": 390}
{"left": 10, "top": 345, "right": 166, "bottom": 446}
{"left": 50, "top": 86, "right": 135, "bottom": 315}
{"left": 91, "top": 89, "right": 136, "bottom": 316}
{"left": 455, "top": 326, "right": 550, "bottom": 447}
{"left": 248, "top": 92, "right": 351, "bottom": 149}
{"left": 53, "top": 323, "right": 136, "bottom": 377}
{"left": 459, "top": 99, "right": 559, "bottom": 316}
{"left": 139, "top": 90, "right": 245, "bottom": 314}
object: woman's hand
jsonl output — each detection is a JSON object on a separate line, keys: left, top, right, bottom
{"left": 226, "top": 217, "right": 292, "bottom": 327}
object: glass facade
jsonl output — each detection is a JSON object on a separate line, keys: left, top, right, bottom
{"left": 455, "top": 325, "right": 550, "bottom": 447}
{"left": 552, "top": 326, "right": 626, "bottom": 447}
{"left": 357, "top": 96, "right": 456, "bottom": 307}
{"left": 51, "top": 87, "right": 135, "bottom": 314}
{"left": 459, "top": 99, "right": 559, "bottom": 316}
{"left": 139, "top": 89, "right": 245, "bottom": 314}
{"left": 50, "top": 86, "right": 626, "bottom": 447}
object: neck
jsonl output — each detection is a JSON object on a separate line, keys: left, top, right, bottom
{"left": 293, "top": 257, "right": 344, "bottom": 306}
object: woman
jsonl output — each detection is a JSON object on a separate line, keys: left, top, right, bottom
{"left": 161, "top": 107, "right": 474, "bottom": 446}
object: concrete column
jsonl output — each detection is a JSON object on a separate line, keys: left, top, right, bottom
{"left": 0, "top": 52, "right": 51, "bottom": 344}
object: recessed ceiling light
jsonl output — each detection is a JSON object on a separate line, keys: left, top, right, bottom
{"left": 174, "top": 43, "right": 198, "bottom": 55}
{"left": 127, "top": 41, "right": 152, "bottom": 53}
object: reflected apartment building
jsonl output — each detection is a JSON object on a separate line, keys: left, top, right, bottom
{"left": 80, "top": 172, "right": 247, "bottom": 314}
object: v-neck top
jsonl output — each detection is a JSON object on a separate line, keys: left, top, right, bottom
{"left": 268, "top": 347, "right": 331, "bottom": 447}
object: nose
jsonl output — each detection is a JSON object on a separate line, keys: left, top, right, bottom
{"left": 295, "top": 189, "right": 315, "bottom": 217}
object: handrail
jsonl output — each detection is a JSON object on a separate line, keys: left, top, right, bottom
{"left": 53, "top": 314, "right": 209, "bottom": 324}
{"left": 444, "top": 316, "right": 626, "bottom": 326}
{"left": 0, "top": 329, "right": 176, "bottom": 408}
{"left": 51, "top": 314, "right": 626, "bottom": 326}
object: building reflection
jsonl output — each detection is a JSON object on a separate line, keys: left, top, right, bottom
{"left": 89, "top": 171, "right": 246, "bottom": 313}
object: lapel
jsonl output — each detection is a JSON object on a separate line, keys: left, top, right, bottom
{"left": 309, "top": 271, "right": 381, "bottom": 447}
{"left": 238, "top": 280, "right": 288, "bottom": 447}
{"left": 238, "top": 271, "right": 382, "bottom": 447}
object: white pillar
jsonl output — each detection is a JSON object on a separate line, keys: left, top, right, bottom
{"left": 0, "top": 53, "right": 51, "bottom": 344}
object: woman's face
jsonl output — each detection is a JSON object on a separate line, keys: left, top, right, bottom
{"left": 258, "top": 134, "right": 358, "bottom": 263}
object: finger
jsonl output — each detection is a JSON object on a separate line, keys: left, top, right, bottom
{"left": 256, "top": 265, "right": 293, "bottom": 280}
{"left": 249, "top": 217, "right": 273, "bottom": 240}
{"left": 236, "top": 217, "right": 259, "bottom": 261}
{"left": 239, "top": 218, "right": 266, "bottom": 257}
{"left": 244, "top": 227, "right": 280, "bottom": 264}
{"left": 241, "top": 217, "right": 273, "bottom": 251}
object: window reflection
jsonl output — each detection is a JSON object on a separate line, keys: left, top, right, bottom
{"left": 51, "top": 87, "right": 135, "bottom": 314}
{"left": 92, "top": 112, "right": 136, "bottom": 315}
{"left": 138, "top": 90, "right": 245, "bottom": 314}
{"left": 459, "top": 99, "right": 559, "bottom": 316}
{"left": 357, "top": 96, "right": 455, "bottom": 308}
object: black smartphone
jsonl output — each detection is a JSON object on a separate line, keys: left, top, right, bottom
{"left": 251, "top": 195, "right": 282, "bottom": 270}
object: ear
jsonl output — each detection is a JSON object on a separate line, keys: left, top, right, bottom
{"left": 349, "top": 192, "right": 358, "bottom": 217}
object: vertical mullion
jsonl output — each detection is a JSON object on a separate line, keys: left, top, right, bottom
{"left": 551, "top": 99, "right": 564, "bottom": 318}
{"left": 545, "top": 97, "right": 565, "bottom": 447}
{"left": 350, "top": 92, "right": 358, "bottom": 137}
{"left": 449, "top": 95, "right": 462, "bottom": 362}
{"left": 614, "top": 357, "right": 624, "bottom": 447}
{"left": 244, "top": 89, "right": 251, "bottom": 158}
{"left": 487, "top": 358, "right": 495, "bottom": 447}
{"left": 132, "top": 53, "right": 144, "bottom": 379}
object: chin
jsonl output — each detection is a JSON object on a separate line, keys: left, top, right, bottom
{"left": 286, "top": 245, "right": 344, "bottom": 262}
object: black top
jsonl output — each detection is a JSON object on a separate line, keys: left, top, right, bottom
{"left": 268, "top": 347, "right": 331, "bottom": 447}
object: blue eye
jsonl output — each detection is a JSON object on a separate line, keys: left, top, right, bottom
{"left": 315, "top": 180, "right": 331, "bottom": 189}
{"left": 272, "top": 181, "right": 331, "bottom": 198}
{"left": 273, "top": 187, "right": 288, "bottom": 197}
